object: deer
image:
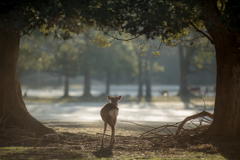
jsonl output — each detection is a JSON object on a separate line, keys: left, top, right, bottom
{"left": 188, "top": 85, "right": 202, "bottom": 96}
{"left": 159, "top": 90, "right": 169, "bottom": 97}
{"left": 100, "top": 94, "right": 122, "bottom": 144}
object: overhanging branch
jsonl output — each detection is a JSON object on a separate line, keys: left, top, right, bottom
{"left": 189, "top": 62, "right": 216, "bottom": 73}
{"left": 220, "top": 0, "right": 224, "bottom": 13}
{"left": 189, "top": 21, "right": 214, "bottom": 45}
{"left": 107, "top": 33, "right": 141, "bottom": 41}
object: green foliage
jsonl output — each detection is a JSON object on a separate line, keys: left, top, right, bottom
{"left": 153, "top": 51, "right": 160, "bottom": 57}
{"left": 92, "top": 40, "right": 138, "bottom": 75}
{"left": 89, "top": 33, "right": 111, "bottom": 48}
{"left": 19, "top": 30, "right": 137, "bottom": 79}
{"left": 19, "top": 43, "right": 39, "bottom": 71}
{"left": 192, "top": 37, "right": 215, "bottom": 69}
{"left": 49, "top": 37, "right": 85, "bottom": 76}
{"left": 1, "top": 0, "right": 239, "bottom": 44}
{"left": 19, "top": 32, "right": 52, "bottom": 71}
{"left": 152, "top": 61, "right": 165, "bottom": 73}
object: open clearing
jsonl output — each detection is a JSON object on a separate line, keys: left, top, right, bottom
{"left": 1, "top": 97, "right": 239, "bottom": 159}
{"left": 0, "top": 121, "right": 231, "bottom": 159}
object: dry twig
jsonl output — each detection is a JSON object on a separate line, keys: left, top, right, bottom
{"left": 122, "top": 98, "right": 214, "bottom": 147}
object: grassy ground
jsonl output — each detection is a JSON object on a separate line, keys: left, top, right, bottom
{"left": 23, "top": 95, "right": 216, "bottom": 103}
{"left": 0, "top": 121, "right": 231, "bottom": 160}
{"left": 1, "top": 96, "right": 239, "bottom": 159}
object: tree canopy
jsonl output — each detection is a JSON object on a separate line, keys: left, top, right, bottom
{"left": 2, "top": 0, "right": 239, "bottom": 44}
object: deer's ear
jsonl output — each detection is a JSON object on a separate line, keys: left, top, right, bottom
{"left": 118, "top": 95, "right": 122, "bottom": 101}
{"left": 107, "top": 95, "right": 111, "bottom": 100}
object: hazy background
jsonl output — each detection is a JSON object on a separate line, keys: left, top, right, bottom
{"left": 18, "top": 31, "right": 216, "bottom": 122}
{"left": 18, "top": 30, "right": 216, "bottom": 99}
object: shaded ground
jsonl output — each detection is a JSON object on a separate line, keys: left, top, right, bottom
{"left": 1, "top": 96, "right": 239, "bottom": 159}
{"left": 1, "top": 120, "right": 240, "bottom": 159}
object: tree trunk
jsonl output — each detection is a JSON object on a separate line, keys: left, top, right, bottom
{"left": 138, "top": 54, "right": 143, "bottom": 102}
{"left": 105, "top": 71, "right": 110, "bottom": 95}
{"left": 177, "top": 45, "right": 192, "bottom": 97}
{"left": 63, "top": 71, "right": 69, "bottom": 97}
{"left": 82, "top": 68, "right": 92, "bottom": 98}
{"left": 0, "top": 28, "right": 54, "bottom": 136}
{"left": 17, "top": 67, "right": 23, "bottom": 85}
{"left": 145, "top": 59, "right": 152, "bottom": 102}
{"left": 207, "top": 33, "right": 240, "bottom": 138}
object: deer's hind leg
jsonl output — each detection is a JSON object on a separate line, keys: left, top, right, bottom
{"left": 110, "top": 117, "right": 117, "bottom": 143}
{"left": 101, "top": 122, "right": 108, "bottom": 143}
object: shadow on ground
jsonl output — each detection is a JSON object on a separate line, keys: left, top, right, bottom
{"left": 93, "top": 144, "right": 113, "bottom": 158}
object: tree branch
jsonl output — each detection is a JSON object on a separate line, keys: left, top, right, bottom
{"left": 189, "top": 21, "right": 214, "bottom": 45}
{"left": 107, "top": 33, "right": 141, "bottom": 41}
{"left": 189, "top": 62, "right": 216, "bottom": 73}
{"left": 219, "top": 0, "right": 224, "bottom": 13}
{"left": 175, "top": 111, "right": 213, "bottom": 135}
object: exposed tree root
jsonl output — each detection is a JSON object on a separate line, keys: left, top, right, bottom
{"left": 175, "top": 110, "right": 213, "bottom": 135}
{"left": 0, "top": 107, "right": 9, "bottom": 130}
{"left": 0, "top": 127, "right": 38, "bottom": 146}
{"left": 121, "top": 110, "right": 213, "bottom": 145}
{"left": 122, "top": 98, "right": 214, "bottom": 148}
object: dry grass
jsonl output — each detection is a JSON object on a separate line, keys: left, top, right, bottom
{"left": 23, "top": 95, "right": 215, "bottom": 103}
{"left": 1, "top": 111, "right": 239, "bottom": 159}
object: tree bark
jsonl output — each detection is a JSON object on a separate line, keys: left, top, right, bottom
{"left": 207, "top": 33, "right": 240, "bottom": 138}
{"left": 0, "top": 28, "right": 54, "bottom": 136}
{"left": 17, "top": 67, "right": 23, "bottom": 85}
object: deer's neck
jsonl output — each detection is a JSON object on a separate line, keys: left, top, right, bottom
{"left": 110, "top": 102, "right": 118, "bottom": 107}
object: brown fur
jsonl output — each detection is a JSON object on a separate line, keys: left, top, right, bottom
{"left": 100, "top": 95, "right": 122, "bottom": 144}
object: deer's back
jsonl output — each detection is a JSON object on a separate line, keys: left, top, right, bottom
{"left": 100, "top": 103, "right": 119, "bottom": 126}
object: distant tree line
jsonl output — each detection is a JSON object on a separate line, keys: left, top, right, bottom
{"left": 19, "top": 30, "right": 216, "bottom": 99}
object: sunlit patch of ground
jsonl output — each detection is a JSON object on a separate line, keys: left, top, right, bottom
{"left": 0, "top": 121, "right": 232, "bottom": 160}
{"left": 4, "top": 94, "right": 224, "bottom": 159}
{"left": 25, "top": 98, "right": 214, "bottom": 122}
{"left": 23, "top": 95, "right": 215, "bottom": 103}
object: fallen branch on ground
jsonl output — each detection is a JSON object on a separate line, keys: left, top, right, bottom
{"left": 175, "top": 110, "right": 213, "bottom": 135}
{"left": 121, "top": 97, "right": 214, "bottom": 147}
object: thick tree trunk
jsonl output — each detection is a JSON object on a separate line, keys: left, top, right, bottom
{"left": 63, "top": 71, "right": 69, "bottom": 97}
{"left": 17, "top": 67, "right": 23, "bottom": 85}
{"left": 0, "top": 28, "right": 54, "bottom": 136}
{"left": 207, "top": 34, "right": 240, "bottom": 138}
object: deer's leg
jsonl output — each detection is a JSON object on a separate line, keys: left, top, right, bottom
{"left": 110, "top": 125, "right": 115, "bottom": 143}
{"left": 101, "top": 122, "right": 107, "bottom": 143}
{"left": 110, "top": 118, "right": 117, "bottom": 143}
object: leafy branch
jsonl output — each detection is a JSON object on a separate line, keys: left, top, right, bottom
{"left": 189, "top": 21, "right": 214, "bottom": 44}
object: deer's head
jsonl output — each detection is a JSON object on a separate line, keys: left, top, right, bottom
{"left": 107, "top": 95, "right": 122, "bottom": 106}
